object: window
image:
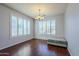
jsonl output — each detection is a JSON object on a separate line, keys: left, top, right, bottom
{"left": 26, "top": 20, "right": 30, "bottom": 34}
{"left": 42, "top": 21, "right": 47, "bottom": 34}
{"left": 11, "top": 16, "right": 17, "bottom": 37}
{"left": 23, "top": 20, "right": 27, "bottom": 35}
{"left": 37, "top": 20, "right": 56, "bottom": 35}
{"left": 47, "top": 20, "right": 51, "bottom": 34}
{"left": 23, "top": 19, "right": 30, "bottom": 35}
{"left": 11, "top": 15, "right": 31, "bottom": 37}
{"left": 50, "top": 20, "right": 56, "bottom": 35}
{"left": 18, "top": 18, "right": 23, "bottom": 35}
{"left": 38, "top": 21, "right": 43, "bottom": 34}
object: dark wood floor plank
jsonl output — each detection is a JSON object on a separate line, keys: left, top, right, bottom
{"left": 0, "top": 39, "right": 70, "bottom": 56}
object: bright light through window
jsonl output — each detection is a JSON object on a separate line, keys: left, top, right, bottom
{"left": 51, "top": 20, "right": 56, "bottom": 35}
{"left": 27, "top": 20, "right": 30, "bottom": 34}
{"left": 36, "top": 20, "right": 56, "bottom": 35}
{"left": 11, "top": 15, "right": 31, "bottom": 38}
{"left": 18, "top": 18, "right": 23, "bottom": 35}
{"left": 11, "top": 16, "right": 17, "bottom": 37}
{"left": 24, "top": 20, "right": 27, "bottom": 35}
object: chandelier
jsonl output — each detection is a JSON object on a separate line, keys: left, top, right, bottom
{"left": 35, "top": 9, "right": 45, "bottom": 20}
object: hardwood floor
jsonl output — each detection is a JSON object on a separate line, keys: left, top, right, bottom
{"left": 0, "top": 39, "right": 70, "bottom": 56}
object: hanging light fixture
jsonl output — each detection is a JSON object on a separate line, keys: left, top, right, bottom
{"left": 35, "top": 9, "right": 45, "bottom": 20}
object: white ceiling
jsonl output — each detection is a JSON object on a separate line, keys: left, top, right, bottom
{"left": 5, "top": 3, "right": 67, "bottom": 18}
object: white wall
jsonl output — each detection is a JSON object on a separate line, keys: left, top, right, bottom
{"left": 0, "top": 5, "right": 33, "bottom": 50}
{"left": 35, "top": 14, "right": 64, "bottom": 40}
{"left": 65, "top": 4, "right": 79, "bottom": 56}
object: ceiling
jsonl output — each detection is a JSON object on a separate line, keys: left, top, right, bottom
{"left": 5, "top": 3, "right": 68, "bottom": 19}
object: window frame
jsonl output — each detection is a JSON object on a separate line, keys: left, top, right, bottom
{"left": 36, "top": 20, "right": 56, "bottom": 35}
